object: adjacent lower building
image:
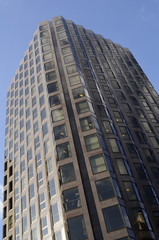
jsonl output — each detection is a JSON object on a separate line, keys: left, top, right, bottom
{"left": 2, "top": 16, "right": 159, "bottom": 240}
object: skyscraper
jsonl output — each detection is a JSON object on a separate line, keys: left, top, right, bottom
{"left": 2, "top": 16, "right": 159, "bottom": 240}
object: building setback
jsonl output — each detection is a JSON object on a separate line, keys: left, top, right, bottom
{"left": 2, "top": 16, "right": 159, "bottom": 240}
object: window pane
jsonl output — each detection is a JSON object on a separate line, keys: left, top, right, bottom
{"left": 49, "top": 95, "right": 61, "bottom": 107}
{"left": 52, "top": 108, "right": 64, "bottom": 122}
{"left": 69, "top": 75, "right": 81, "bottom": 86}
{"left": 76, "top": 101, "right": 89, "bottom": 114}
{"left": 84, "top": 134, "right": 100, "bottom": 151}
{"left": 124, "top": 182, "right": 137, "bottom": 200}
{"left": 109, "top": 139, "right": 120, "bottom": 153}
{"left": 44, "top": 61, "right": 54, "bottom": 71}
{"left": 72, "top": 87, "right": 85, "bottom": 99}
{"left": 133, "top": 209, "right": 148, "bottom": 231}
{"left": 63, "top": 187, "right": 81, "bottom": 211}
{"left": 56, "top": 142, "right": 71, "bottom": 160}
{"left": 80, "top": 116, "right": 95, "bottom": 131}
{"left": 49, "top": 179, "right": 56, "bottom": 197}
{"left": 96, "top": 177, "right": 115, "bottom": 201}
{"left": 143, "top": 186, "right": 157, "bottom": 204}
{"left": 66, "top": 64, "right": 77, "bottom": 74}
{"left": 103, "top": 205, "right": 124, "bottom": 232}
{"left": 46, "top": 71, "right": 56, "bottom": 82}
{"left": 62, "top": 46, "right": 71, "bottom": 55}
{"left": 116, "top": 159, "right": 128, "bottom": 175}
{"left": 59, "top": 163, "right": 76, "bottom": 184}
{"left": 53, "top": 124, "right": 67, "bottom": 140}
{"left": 68, "top": 216, "right": 88, "bottom": 240}
{"left": 89, "top": 154, "right": 107, "bottom": 174}
{"left": 64, "top": 55, "right": 74, "bottom": 64}
{"left": 47, "top": 82, "right": 58, "bottom": 93}
{"left": 52, "top": 202, "right": 59, "bottom": 223}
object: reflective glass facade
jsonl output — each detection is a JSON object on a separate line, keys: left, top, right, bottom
{"left": 2, "top": 16, "right": 159, "bottom": 240}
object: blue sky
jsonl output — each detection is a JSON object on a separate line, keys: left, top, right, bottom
{"left": 0, "top": 0, "right": 159, "bottom": 237}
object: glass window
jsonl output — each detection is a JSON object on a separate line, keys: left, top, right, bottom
{"left": 40, "top": 192, "right": 46, "bottom": 210}
{"left": 116, "top": 159, "right": 128, "bottom": 175}
{"left": 60, "top": 38, "right": 69, "bottom": 46}
{"left": 29, "top": 164, "right": 34, "bottom": 179}
{"left": 47, "top": 82, "right": 58, "bottom": 93}
{"left": 80, "top": 116, "right": 95, "bottom": 131}
{"left": 8, "top": 215, "right": 13, "bottom": 230}
{"left": 109, "top": 139, "right": 120, "bottom": 153}
{"left": 56, "top": 142, "right": 71, "bottom": 160}
{"left": 36, "top": 56, "right": 40, "bottom": 65}
{"left": 62, "top": 46, "right": 71, "bottom": 55}
{"left": 89, "top": 154, "right": 107, "bottom": 174}
{"left": 40, "top": 95, "right": 44, "bottom": 107}
{"left": 36, "top": 152, "right": 42, "bottom": 167}
{"left": 31, "top": 204, "right": 36, "bottom": 222}
{"left": 43, "top": 122, "right": 48, "bottom": 136}
{"left": 30, "top": 183, "right": 35, "bottom": 199}
{"left": 49, "top": 179, "right": 56, "bottom": 197}
{"left": 142, "top": 122, "right": 152, "bottom": 133}
{"left": 34, "top": 121, "right": 39, "bottom": 134}
{"left": 27, "top": 148, "right": 32, "bottom": 161}
{"left": 133, "top": 209, "right": 148, "bottom": 231}
{"left": 38, "top": 83, "right": 43, "bottom": 94}
{"left": 135, "top": 164, "right": 147, "bottom": 180}
{"left": 64, "top": 55, "right": 74, "bottom": 64}
{"left": 46, "top": 71, "right": 56, "bottom": 82}
{"left": 42, "top": 44, "right": 51, "bottom": 52}
{"left": 43, "top": 52, "right": 53, "bottom": 61}
{"left": 96, "top": 177, "right": 115, "bottom": 201}
{"left": 76, "top": 100, "right": 90, "bottom": 114}
{"left": 15, "top": 206, "right": 19, "bottom": 221}
{"left": 68, "top": 215, "right": 87, "bottom": 240}
{"left": 47, "top": 157, "right": 53, "bottom": 173}
{"left": 21, "top": 176, "right": 26, "bottom": 191}
{"left": 39, "top": 24, "right": 48, "bottom": 31}
{"left": 56, "top": 25, "right": 65, "bottom": 32}
{"left": 41, "top": 216, "right": 48, "bottom": 236}
{"left": 63, "top": 187, "right": 81, "bottom": 211}
{"left": 52, "top": 202, "right": 60, "bottom": 224}
{"left": 41, "top": 108, "right": 46, "bottom": 121}
{"left": 151, "top": 168, "right": 159, "bottom": 183}
{"left": 103, "top": 205, "right": 124, "bottom": 232}
{"left": 143, "top": 186, "right": 157, "bottom": 204}
{"left": 21, "top": 160, "right": 25, "bottom": 173}
{"left": 52, "top": 108, "right": 64, "bottom": 122}
{"left": 59, "top": 163, "right": 76, "bottom": 184}
{"left": 55, "top": 230, "right": 62, "bottom": 240}
{"left": 53, "top": 124, "right": 67, "bottom": 140}
{"left": 41, "top": 37, "right": 50, "bottom": 45}
{"left": 124, "top": 182, "right": 137, "bottom": 200}
{"left": 32, "top": 228, "right": 38, "bottom": 240}
{"left": 55, "top": 19, "right": 63, "bottom": 26}
{"left": 22, "top": 195, "right": 27, "bottom": 211}
{"left": 58, "top": 31, "right": 67, "bottom": 39}
{"left": 49, "top": 95, "right": 61, "bottom": 107}
{"left": 66, "top": 64, "right": 77, "bottom": 74}
{"left": 84, "top": 134, "right": 100, "bottom": 151}
{"left": 44, "top": 139, "right": 51, "bottom": 154}
{"left": 35, "top": 136, "right": 40, "bottom": 149}
{"left": 33, "top": 108, "right": 38, "bottom": 120}
{"left": 44, "top": 61, "right": 54, "bottom": 71}
{"left": 69, "top": 75, "right": 81, "bottom": 86}
{"left": 38, "top": 171, "right": 43, "bottom": 187}
{"left": 72, "top": 87, "right": 85, "bottom": 99}
{"left": 40, "top": 30, "right": 49, "bottom": 37}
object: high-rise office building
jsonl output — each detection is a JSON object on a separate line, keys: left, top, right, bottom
{"left": 2, "top": 16, "right": 159, "bottom": 240}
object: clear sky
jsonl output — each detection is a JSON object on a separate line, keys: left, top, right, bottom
{"left": 0, "top": 0, "right": 159, "bottom": 237}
